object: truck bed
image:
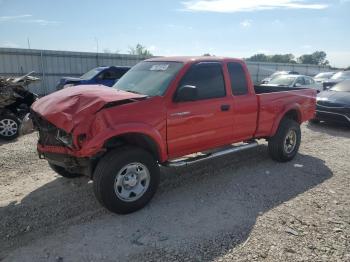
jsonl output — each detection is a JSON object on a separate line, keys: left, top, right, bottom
{"left": 254, "top": 85, "right": 307, "bottom": 94}
{"left": 254, "top": 86, "right": 316, "bottom": 138}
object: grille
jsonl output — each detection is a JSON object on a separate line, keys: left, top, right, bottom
{"left": 31, "top": 111, "right": 65, "bottom": 146}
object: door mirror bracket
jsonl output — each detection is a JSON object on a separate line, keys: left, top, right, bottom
{"left": 174, "top": 85, "right": 198, "bottom": 102}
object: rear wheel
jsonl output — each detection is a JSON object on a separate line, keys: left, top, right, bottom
{"left": 93, "top": 146, "right": 160, "bottom": 214}
{"left": 49, "top": 163, "right": 82, "bottom": 178}
{"left": 268, "top": 118, "right": 301, "bottom": 162}
{"left": 0, "top": 114, "right": 20, "bottom": 140}
{"left": 309, "top": 119, "right": 320, "bottom": 124}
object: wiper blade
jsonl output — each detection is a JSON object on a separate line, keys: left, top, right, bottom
{"left": 124, "top": 90, "right": 149, "bottom": 96}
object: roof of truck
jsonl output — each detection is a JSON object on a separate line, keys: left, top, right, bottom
{"left": 145, "top": 56, "right": 244, "bottom": 63}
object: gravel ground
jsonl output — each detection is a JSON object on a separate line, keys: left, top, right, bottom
{"left": 0, "top": 122, "right": 349, "bottom": 262}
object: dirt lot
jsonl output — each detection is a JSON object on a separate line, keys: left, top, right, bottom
{"left": 0, "top": 122, "right": 349, "bottom": 262}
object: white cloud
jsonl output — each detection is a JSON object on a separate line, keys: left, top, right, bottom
{"left": 0, "top": 14, "right": 32, "bottom": 22}
{"left": 0, "top": 14, "right": 60, "bottom": 25}
{"left": 240, "top": 19, "right": 252, "bottom": 27}
{"left": 182, "top": 0, "right": 328, "bottom": 13}
{"left": 22, "top": 19, "right": 60, "bottom": 26}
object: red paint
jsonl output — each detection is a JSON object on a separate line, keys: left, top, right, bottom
{"left": 32, "top": 57, "right": 316, "bottom": 163}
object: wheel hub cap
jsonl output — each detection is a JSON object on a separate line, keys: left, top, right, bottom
{"left": 114, "top": 163, "right": 150, "bottom": 202}
{"left": 284, "top": 130, "right": 297, "bottom": 154}
{"left": 0, "top": 119, "right": 18, "bottom": 137}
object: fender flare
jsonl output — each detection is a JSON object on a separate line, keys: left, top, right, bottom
{"left": 83, "top": 122, "right": 168, "bottom": 162}
{"left": 270, "top": 104, "right": 302, "bottom": 136}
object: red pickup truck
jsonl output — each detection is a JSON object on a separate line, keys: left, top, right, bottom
{"left": 31, "top": 57, "right": 316, "bottom": 214}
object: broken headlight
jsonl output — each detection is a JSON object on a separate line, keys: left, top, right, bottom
{"left": 56, "top": 129, "right": 73, "bottom": 147}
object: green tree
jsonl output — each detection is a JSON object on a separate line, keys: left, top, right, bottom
{"left": 246, "top": 53, "right": 269, "bottom": 62}
{"left": 128, "top": 44, "right": 153, "bottom": 56}
{"left": 298, "top": 51, "right": 329, "bottom": 65}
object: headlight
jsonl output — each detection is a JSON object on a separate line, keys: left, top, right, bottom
{"left": 56, "top": 129, "right": 73, "bottom": 147}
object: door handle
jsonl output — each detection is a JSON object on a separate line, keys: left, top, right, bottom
{"left": 221, "top": 104, "right": 230, "bottom": 111}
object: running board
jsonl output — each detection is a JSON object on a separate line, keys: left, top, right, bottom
{"left": 163, "top": 141, "right": 258, "bottom": 167}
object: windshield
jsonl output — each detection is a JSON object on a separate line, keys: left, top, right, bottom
{"left": 330, "top": 81, "right": 350, "bottom": 92}
{"left": 268, "top": 75, "right": 296, "bottom": 86}
{"left": 314, "top": 72, "right": 334, "bottom": 79}
{"left": 80, "top": 68, "right": 103, "bottom": 80}
{"left": 114, "top": 61, "right": 183, "bottom": 96}
{"left": 270, "top": 71, "right": 286, "bottom": 78}
{"left": 331, "top": 71, "right": 350, "bottom": 80}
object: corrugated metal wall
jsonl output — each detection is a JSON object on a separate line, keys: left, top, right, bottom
{"left": 0, "top": 47, "right": 331, "bottom": 95}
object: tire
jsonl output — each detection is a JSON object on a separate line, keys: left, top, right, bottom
{"left": 309, "top": 118, "right": 320, "bottom": 124}
{"left": 268, "top": 118, "right": 301, "bottom": 162}
{"left": 0, "top": 114, "right": 20, "bottom": 140}
{"left": 49, "top": 163, "right": 82, "bottom": 178}
{"left": 93, "top": 146, "right": 160, "bottom": 214}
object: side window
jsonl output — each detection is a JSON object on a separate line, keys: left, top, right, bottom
{"left": 99, "top": 69, "right": 126, "bottom": 80}
{"left": 227, "top": 62, "right": 249, "bottom": 95}
{"left": 179, "top": 62, "right": 226, "bottom": 100}
{"left": 295, "top": 77, "right": 305, "bottom": 85}
{"left": 305, "top": 77, "right": 314, "bottom": 85}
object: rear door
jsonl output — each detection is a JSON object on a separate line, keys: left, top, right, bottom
{"left": 227, "top": 62, "right": 258, "bottom": 141}
{"left": 167, "top": 62, "right": 234, "bottom": 158}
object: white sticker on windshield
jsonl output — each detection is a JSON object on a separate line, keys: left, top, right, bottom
{"left": 150, "top": 64, "right": 169, "bottom": 71}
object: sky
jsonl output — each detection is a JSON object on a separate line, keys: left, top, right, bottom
{"left": 0, "top": 0, "right": 349, "bottom": 67}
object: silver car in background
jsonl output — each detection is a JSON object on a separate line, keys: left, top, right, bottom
{"left": 314, "top": 72, "right": 336, "bottom": 84}
{"left": 261, "top": 74, "right": 323, "bottom": 92}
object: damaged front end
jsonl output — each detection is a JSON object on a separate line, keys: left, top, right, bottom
{"left": 30, "top": 85, "right": 148, "bottom": 177}
{"left": 31, "top": 110, "right": 95, "bottom": 176}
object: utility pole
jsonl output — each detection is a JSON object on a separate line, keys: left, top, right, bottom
{"left": 94, "top": 37, "right": 99, "bottom": 66}
{"left": 27, "top": 37, "right": 31, "bottom": 49}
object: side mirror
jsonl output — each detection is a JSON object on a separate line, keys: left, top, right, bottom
{"left": 294, "top": 83, "right": 302, "bottom": 87}
{"left": 175, "top": 85, "right": 197, "bottom": 102}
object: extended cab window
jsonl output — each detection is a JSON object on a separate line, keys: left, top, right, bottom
{"left": 179, "top": 62, "right": 226, "bottom": 100}
{"left": 228, "top": 62, "right": 249, "bottom": 95}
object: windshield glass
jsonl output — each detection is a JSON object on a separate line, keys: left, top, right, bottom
{"left": 330, "top": 81, "right": 350, "bottom": 92}
{"left": 114, "top": 61, "right": 183, "bottom": 96}
{"left": 270, "top": 71, "right": 286, "bottom": 78}
{"left": 314, "top": 72, "right": 334, "bottom": 79}
{"left": 268, "top": 75, "right": 296, "bottom": 86}
{"left": 331, "top": 71, "right": 350, "bottom": 80}
{"left": 80, "top": 68, "right": 103, "bottom": 80}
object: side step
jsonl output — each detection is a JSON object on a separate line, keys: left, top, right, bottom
{"left": 163, "top": 141, "right": 258, "bottom": 167}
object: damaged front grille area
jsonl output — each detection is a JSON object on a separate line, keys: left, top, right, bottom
{"left": 31, "top": 111, "right": 67, "bottom": 147}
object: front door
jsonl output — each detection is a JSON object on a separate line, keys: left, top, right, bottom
{"left": 167, "top": 62, "right": 233, "bottom": 158}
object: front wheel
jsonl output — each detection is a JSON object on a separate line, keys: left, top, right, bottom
{"left": 0, "top": 114, "right": 20, "bottom": 140}
{"left": 268, "top": 118, "right": 301, "bottom": 162}
{"left": 93, "top": 147, "right": 160, "bottom": 214}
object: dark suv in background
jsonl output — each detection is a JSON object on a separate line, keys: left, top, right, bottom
{"left": 56, "top": 66, "right": 130, "bottom": 90}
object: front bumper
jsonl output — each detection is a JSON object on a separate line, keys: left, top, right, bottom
{"left": 315, "top": 110, "right": 350, "bottom": 124}
{"left": 38, "top": 145, "right": 95, "bottom": 177}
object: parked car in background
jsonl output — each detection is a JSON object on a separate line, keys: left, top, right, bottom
{"left": 261, "top": 74, "right": 322, "bottom": 92}
{"left": 323, "top": 71, "right": 350, "bottom": 90}
{"left": 312, "top": 80, "right": 350, "bottom": 125}
{"left": 313, "top": 72, "right": 336, "bottom": 84}
{"left": 260, "top": 71, "right": 299, "bottom": 84}
{"left": 56, "top": 66, "right": 130, "bottom": 90}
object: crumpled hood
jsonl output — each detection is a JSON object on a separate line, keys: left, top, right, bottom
{"left": 31, "top": 85, "right": 147, "bottom": 132}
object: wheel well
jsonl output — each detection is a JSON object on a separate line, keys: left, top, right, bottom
{"left": 103, "top": 133, "right": 160, "bottom": 161}
{"left": 283, "top": 109, "right": 301, "bottom": 124}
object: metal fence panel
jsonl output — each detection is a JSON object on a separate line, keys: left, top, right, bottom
{"left": 0, "top": 47, "right": 331, "bottom": 95}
